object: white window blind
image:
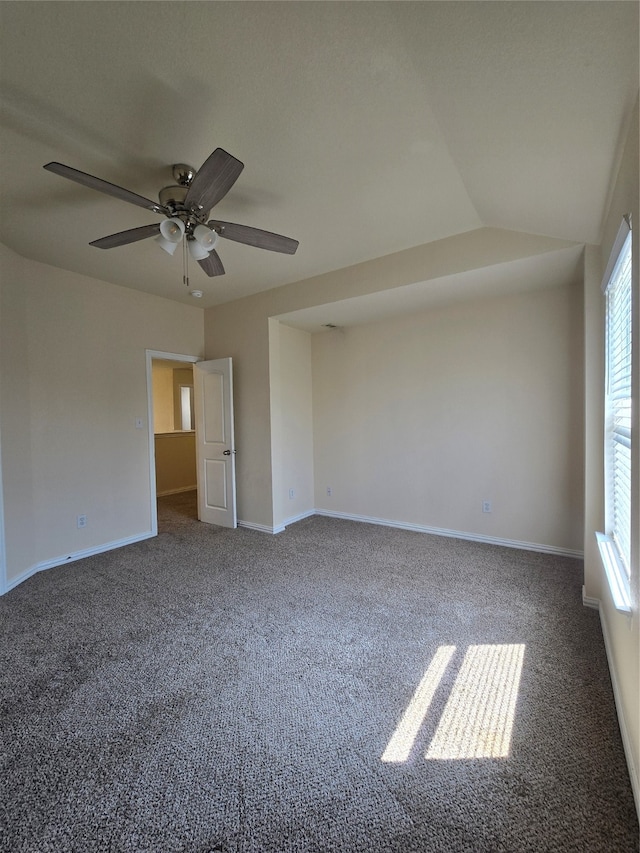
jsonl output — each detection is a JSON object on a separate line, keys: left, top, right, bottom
{"left": 599, "top": 219, "right": 632, "bottom": 610}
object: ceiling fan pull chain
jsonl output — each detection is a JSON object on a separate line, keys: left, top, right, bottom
{"left": 183, "top": 236, "right": 189, "bottom": 288}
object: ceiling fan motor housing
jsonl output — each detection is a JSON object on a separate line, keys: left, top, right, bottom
{"left": 172, "top": 163, "right": 196, "bottom": 186}
{"left": 158, "top": 183, "right": 192, "bottom": 210}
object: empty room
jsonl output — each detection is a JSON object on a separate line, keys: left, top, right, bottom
{"left": 0, "top": 2, "right": 638, "bottom": 851}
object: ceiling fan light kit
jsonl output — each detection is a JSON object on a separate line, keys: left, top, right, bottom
{"left": 193, "top": 223, "right": 218, "bottom": 251}
{"left": 155, "top": 234, "right": 180, "bottom": 256}
{"left": 156, "top": 218, "right": 186, "bottom": 255}
{"left": 159, "top": 217, "right": 186, "bottom": 243}
{"left": 187, "top": 239, "right": 211, "bottom": 261}
{"left": 42, "top": 148, "right": 299, "bottom": 283}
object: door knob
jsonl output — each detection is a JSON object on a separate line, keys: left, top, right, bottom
{"left": 223, "top": 450, "right": 231, "bottom": 456}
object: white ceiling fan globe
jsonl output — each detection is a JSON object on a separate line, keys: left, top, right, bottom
{"left": 193, "top": 224, "right": 218, "bottom": 252}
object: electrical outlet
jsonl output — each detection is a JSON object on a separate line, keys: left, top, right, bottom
{"left": 326, "top": 486, "right": 332, "bottom": 497}
{"left": 77, "top": 514, "right": 87, "bottom": 529}
{"left": 482, "top": 500, "right": 492, "bottom": 513}
{"left": 289, "top": 488, "right": 295, "bottom": 500}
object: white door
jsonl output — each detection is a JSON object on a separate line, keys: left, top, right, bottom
{"left": 193, "top": 358, "right": 237, "bottom": 528}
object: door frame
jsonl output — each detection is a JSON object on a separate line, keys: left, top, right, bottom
{"left": 145, "top": 349, "right": 201, "bottom": 535}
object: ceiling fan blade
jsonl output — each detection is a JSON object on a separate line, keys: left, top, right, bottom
{"left": 185, "top": 148, "right": 244, "bottom": 212}
{"left": 197, "top": 250, "right": 225, "bottom": 277}
{"left": 89, "top": 223, "right": 161, "bottom": 249}
{"left": 44, "top": 162, "right": 166, "bottom": 213}
{"left": 209, "top": 220, "right": 299, "bottom": 255}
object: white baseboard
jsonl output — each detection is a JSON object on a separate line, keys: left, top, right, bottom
{"left": 239, "top": 509, "right": 318, "bottom": 535}
{"left": 4, "top": 509, "right": 584, "bottom": 593}
{"left": 241, "top": 508, "right": 585, "bottom": 558}
{"left": 592, "top": 596, "right": 640, "bottom": 819}
{"left": 238, "top": 520, "right": 284, "bottom": 534}
{"left": 4, "top": 531, "right": 155, "bottom": 594}
{"left": 4, "top": 513, "right": 303, "bottom": 588}
{"left": 314, "top": 509, "right": 584, "bottom": 559}
{"left": 282, "top": 509, "right": 316, "bottom": 527}
{"left": 156, "top": 485, "right": 197, "bottom": 497}
{"left": 582, "top": 586, "right": 600, "bottom": 609}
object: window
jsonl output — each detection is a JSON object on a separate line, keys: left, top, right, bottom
{"left": 180, "top": 385, "right": 195, "bottom": 431}
{"left": 597, "top": 217, "right": 632, "bottom": 612}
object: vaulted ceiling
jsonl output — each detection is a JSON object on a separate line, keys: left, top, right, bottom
{"left": 0, "top": 2, "right": 637, "bottom": 309}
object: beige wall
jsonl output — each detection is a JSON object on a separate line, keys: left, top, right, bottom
{"left": 0, "top": 246, "right": 36, "bottom": 577}
{"left": 152, "top": 364, "right": 175, "bottom": 433}
{"left": 584, "top": 96, "right": 639, "bottom": 801}
{"left": 152, "top": 363, "right": 195, "bottom": 434}
{"left": 270, "top": 321, "right": 314, "bottom": 529}
{"left": 206, "top": 298, "right": 274, "bottom": 527}
{"left": 0, "top": 246, "right": 204, "bottom": 590}
{"left": 311, "top": 283, "right": 584, "bottom": 551}
{"left": 205, "top": 227, "right": 578, "bottom": 532}
{"left": 154, "top": 433, "right": 197, "bottom": 496}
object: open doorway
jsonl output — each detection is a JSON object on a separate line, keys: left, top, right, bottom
{"left": 146, "top": 350, "right": 200, "bottom": 534}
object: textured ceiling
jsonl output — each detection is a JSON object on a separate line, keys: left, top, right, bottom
{"left": 0, "top": 2, "right": 637, "bottom": 309}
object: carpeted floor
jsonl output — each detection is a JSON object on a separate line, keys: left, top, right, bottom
{"left": 1, "top": 490, "right": 638, "bottom": 852}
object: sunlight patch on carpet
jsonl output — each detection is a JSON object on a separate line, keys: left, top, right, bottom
{"left": 381, "top": 645, "right": 456, "bottom": 763}
{"left": 426, "top": 643, "right": 525, "bottom": 760}
{"left": 382, "top": 644, "right": 525, "bottom": 763}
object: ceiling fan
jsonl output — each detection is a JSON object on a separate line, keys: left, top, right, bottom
{"left": 43, "top": 148, "right": 299, "bottom": 278}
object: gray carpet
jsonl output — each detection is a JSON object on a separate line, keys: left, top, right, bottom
{"left": 1, "top": 490, "right": 638, "bottom": 852}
